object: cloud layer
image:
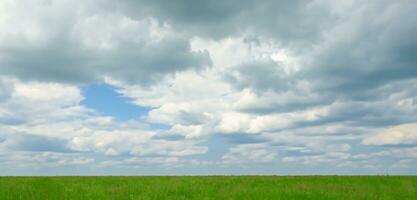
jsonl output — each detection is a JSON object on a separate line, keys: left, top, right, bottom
{"left": 0, "top": 0, "right": 417, "bottom": 175}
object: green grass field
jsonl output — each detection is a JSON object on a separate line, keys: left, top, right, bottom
{"left": 0, "top": 176, "right": 416, "bottom": 199}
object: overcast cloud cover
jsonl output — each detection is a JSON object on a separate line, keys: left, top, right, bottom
{"left": 1, "top": 0, "right": 417, "bottom": 175}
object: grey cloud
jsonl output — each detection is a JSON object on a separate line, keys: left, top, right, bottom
{"left": 0, "top": 132, "right": 70, "bottom": 152}
{"left": 222, "top": 1, "right": 417, "bottom": 134}
{"left": 122, "top": 0, "right": 331, "bottom": 43}
{"left": 301, "top": 1, "right": 417, "bottom": 98}
{"left": 0, "top": 0, "right": 417, "bottom": 173}
{"left": 218, "top": 1, "right": 417, "bottom": 97}
{"left": 225, "top": 59, "right": 290, "bottom": 93}
{"left": 172, "top": 110, "right": 209, "bottom": 126}
{"left": 95, "top": 37, "right": 211, "bottom": 86}
{"left": 0, "top": 78, "right": 13, "bottom": 101}
{"left": 286, "top": 99, "right": 417, "bottom": 133}
{"left": 1, "top": 41, "right": 97, "bottom": 84}
{"left": 0, "top": 1, "right": 211, "bottom": 85}
{"left": 219, "top": 133, "right": 268, "bottom": 145}
{"left": 235, "top": 91, "right": 331, "bottom": 115}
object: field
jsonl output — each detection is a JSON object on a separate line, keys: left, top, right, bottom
{"left": 0, "top": 176, "right": 416, "bottom": 199}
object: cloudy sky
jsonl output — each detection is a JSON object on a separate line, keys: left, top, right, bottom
{"left": 0, "top": 0, "right": 417, "bottom": 175}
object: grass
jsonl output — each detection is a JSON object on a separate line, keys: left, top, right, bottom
{"left": 0, "top": 176, "right": 416, "bottom": 199}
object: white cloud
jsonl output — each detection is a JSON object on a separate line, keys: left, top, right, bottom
{"left": 0, "top": 151, "right": 94, "bottom": 169}
{"left": 0, "top": 0, "right": 210, "bottom": 85}
{"left": 0, "top": 76, "right": 208, "bottom": 170}
{"left": 222, "top": 143, "right": 276, "bottom": 164}
{"left": 1, "top": 0, "right": 417, "bottom": 174}
{"left": 363, "top": 123, "right": 417, "bottom": 145}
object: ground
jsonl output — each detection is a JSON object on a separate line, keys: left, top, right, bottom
{"left": 0, "top": 176, "right": 416, "bottom": 199}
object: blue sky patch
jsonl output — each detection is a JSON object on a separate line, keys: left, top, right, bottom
{"left": 81, "top": 84, "right": 150, "bottom": 121}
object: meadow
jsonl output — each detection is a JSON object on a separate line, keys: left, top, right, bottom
{"left": 0, "top": 176, "right": 416, "bottom": 199}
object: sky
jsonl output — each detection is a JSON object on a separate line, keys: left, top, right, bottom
{"left": 0, "top": 0, "right": 417, "bottom": 175}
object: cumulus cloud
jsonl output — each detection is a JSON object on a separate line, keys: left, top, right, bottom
{"left": 222, "top": 143, "right": 276, "bottom": 164}
{"left": 0, "top": 0, "right": 211, "bottom": 85}
{"left": 0, "top": 0, "right": 417, "bottom": 174}
{"left": 0, "top": 77, "right": 207, "bottom": 171}
{"left": 122, "top": 0, "right": 332, "bottom": 42}
{"left": 363, "top": 123, "right": 417, "bottom": 145}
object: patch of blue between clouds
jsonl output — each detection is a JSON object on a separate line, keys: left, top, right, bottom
{"left": 149, "top": 122, "right": 172, "bottom": 130}
{"left": 81, "top": 84, "right": 150, "bottom": 121}
{"left": 194, "top": 135, "right": 233, "bottom": 160}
